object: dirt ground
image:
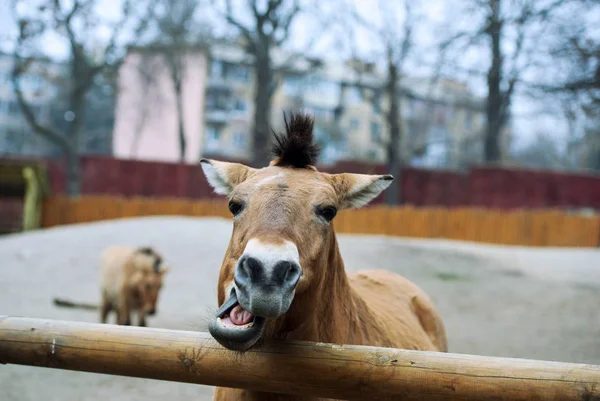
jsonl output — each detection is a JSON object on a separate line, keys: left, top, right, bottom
{"left": 1, "top": 216, "right": 599, "bottom": 401}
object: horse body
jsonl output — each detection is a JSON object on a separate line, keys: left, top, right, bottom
{"left": 213, "top": 244, "right": 446, "bottom": 401}
{"left": 202, "top": 113, "right": 446, "bottom": 401}
{"left": 99, "top": 245, "right": 169, "bottom": 326}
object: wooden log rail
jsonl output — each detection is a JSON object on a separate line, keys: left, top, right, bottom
{"left": 1, "top": 316, "right": 599, "bottom": 401}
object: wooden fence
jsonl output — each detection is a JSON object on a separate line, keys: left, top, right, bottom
{"left": 1, "top": 316, "right": 599, "bottom": 401}
{"left": 42, "top": 195, "right": 600, "bottom": 248}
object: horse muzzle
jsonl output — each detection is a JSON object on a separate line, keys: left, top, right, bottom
{"left": 208, "top": 289, "right": 267, "bottom": 351}
{"left": 208, "top": 241, "right": 303, "bottom": 352}
{"left": 233, "top": 255, "right": 302, "bottom": 319}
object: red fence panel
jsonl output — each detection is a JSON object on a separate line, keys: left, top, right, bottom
{"left": 3, "top": 155, "right": 600, "bottom": 211}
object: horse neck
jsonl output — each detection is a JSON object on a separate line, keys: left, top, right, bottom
{"left": 242, "top": 233, "right": 380, "bottom": 401}
{"left": 277, "top": 230, "right": 372, "bottom": 345}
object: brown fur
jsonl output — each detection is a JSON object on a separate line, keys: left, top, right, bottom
{"left": 203, "top": 116, "right": 447, "bottom": 401}
{"left": 99, "top": 246, "right": 169, "bottom": 326}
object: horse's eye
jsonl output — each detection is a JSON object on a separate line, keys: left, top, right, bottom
{"left": 228, "top": 200, "right": 244, "bottom": 216}
{"left": 317, "top": 206, "right": 337, "bottom": 222}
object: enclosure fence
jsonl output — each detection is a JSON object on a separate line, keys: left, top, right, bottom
{"left": 1, "top": 316, "right": 599, "bottom": 401}
{"left": 41, "top": 195, "right": 600, "bottom": 247}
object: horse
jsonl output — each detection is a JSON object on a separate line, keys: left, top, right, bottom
{"left": 99, "top": 245, "right": 170, "bottom": 326}
{"left": 200, "top": 113, "right": 447, "bottom": 401}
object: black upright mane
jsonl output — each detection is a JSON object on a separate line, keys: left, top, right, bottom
{"left": 271, "top": 112, "right": 320, "bottom": 168}
{"left": 137, "top": 247, "right": 162, "bottom": 273}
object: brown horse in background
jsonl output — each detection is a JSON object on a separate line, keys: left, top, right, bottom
{"left": 201, "top": 113, "right": 447, "bottom": 401}
{"left": 99, "top": 245, "right": 170, "bottom": 326}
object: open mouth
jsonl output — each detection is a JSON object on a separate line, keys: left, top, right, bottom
{"left": 208, "top": 289, "right": 266, "bottom": 351}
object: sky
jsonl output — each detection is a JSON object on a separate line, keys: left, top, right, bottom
{"left": 0, "top": 0, "right": 593, "bottom": 151}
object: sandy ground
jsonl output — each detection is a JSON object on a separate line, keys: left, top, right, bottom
{"left": 1, "top": 216, "right": 599, "bottom": 401}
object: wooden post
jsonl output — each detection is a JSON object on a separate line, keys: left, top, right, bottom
{"left": 21, "top": 167, "right": 40, "bottom": 231}
{"left": 1, "top": 316, "right": 599, "bottom": 401}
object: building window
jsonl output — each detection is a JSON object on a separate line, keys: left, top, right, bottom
{"left": 210, "top": 60, "right": 223, "bottom": 79}
{"left": 307, "top": 78, "right": 338, "bottom": 102}
{"left": 349, "top": 119, "right": 360, "bottom": 130}
{"left": 205, "top": 89, "right": 230, "bottom": 110}
{"left": 205, "top": 125, "right": 221, "bottom": 150}
{"left": 232, "top": 131, "right": 246, "bottom": 149}
{"left": 464, "top": 109, "right": 472, "bottom": 130}
{"left": 371, "top": 90, "right": 381, "bottom": 112}
{"left": 224, "top": 63, "right": 250, "bottom": 82}
{"left": 366, "top": 149, "right": 378, "bottom": 161}
{"left": 346, "top": 87, "right": 362, "bottom": 105}
{"left": 371, "top": 121, "right": 381, "bottom": 141}
{"left": 310, "top": 106, "right": 334, "bottom": 121}
{"left": 284, "top": 75, "right": 302, "bottom": 96}
{"left": 233, "top": 99, "right": 246, "bottom": 112}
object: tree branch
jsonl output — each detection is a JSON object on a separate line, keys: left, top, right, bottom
{"left": 394, "top": 0, "right": 413, "bottom": 69}
{"left": 11, "top": 56, "right": 71, "bottom": 152}
{"left": 274, "top": 0, "right": 300, "bottom": 46}
{"left": 225, "top": 0, "right": 254, "bottom": 44}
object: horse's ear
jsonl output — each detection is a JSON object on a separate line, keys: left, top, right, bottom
{"left": 200, "top": 159, "right": 256, "bottom": 195}
{"left": 332, "top": 173, "right": 394, "bottom": 209}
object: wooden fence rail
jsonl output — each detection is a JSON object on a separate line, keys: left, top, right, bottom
{"left": 1, "top": 316, "right": 599, "bottom": 401}
{"left": 41, "top": 196, "right": 600, "bottom": 247}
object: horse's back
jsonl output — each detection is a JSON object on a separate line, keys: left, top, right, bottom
{"left": 99, "top": 246, "right": 134, "bottom": 300}
{"left": 348, "top": 269, "right": 448, "bottom": 352}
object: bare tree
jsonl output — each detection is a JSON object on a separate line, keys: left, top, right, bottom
{"left": 348, "top": 0, "right": 416, "bottom": 205}
{"left": 438, "top": 0, "right": 569, "bottom": 164}
{"left": 510, "top": 133, "right": 572, "bottom": 169}
{"left": 10, "top": 0, "right": 156, "bottom": 195}
{"left": 215, "top": 0, "right": 305, "bottom": 167}
{"left": 545, "top": 12, "right": 600, "bottom": 170}
{"left": 150, "top": 0, "right": 209, "bottom": 161}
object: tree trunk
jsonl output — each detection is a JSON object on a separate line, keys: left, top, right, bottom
{"left": 386, "top": 60, "right": 402, "bottom": 205}
{"left": 175, "top": 84, "right": 186, "bottom": 162}
{"left": 65, "top": 76, "right": 87, "bottom": 197}
{"left": 590, "top": 131, "right": 600, "bottom": 171}
{"left": 485, "top": 0, "right": 503, "bottom": 163}
{"left": 251, "top": 46, "right": 273, "bottom": 168}
{"left": 169, "top": 57, "right": 186, "bottom": 162}
{"left": 65, "top": 149, "right": 81, "bottom": 196}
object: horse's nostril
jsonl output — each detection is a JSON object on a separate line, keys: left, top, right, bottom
{"left": 245, "top": 257, "right": 262, "bottom": 277}
{"left": 273, "top": 260, "right": 302, "bottom": 287}
{"left": 236, "top": 256, "right": 264, "bottom": 285}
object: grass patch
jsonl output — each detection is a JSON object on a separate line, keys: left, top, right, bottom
{"left": 433, "top": 271, "right": 468, "bottom": 281}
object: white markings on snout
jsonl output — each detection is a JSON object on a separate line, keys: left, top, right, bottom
{"left": 51, "top": 339, "right": 56, "bottom": 354}
{"left": 242, "top": 238, "right": 300, "bottom": 275}
{"left": 254, "top": 172, "right": 286, "bottom": 188}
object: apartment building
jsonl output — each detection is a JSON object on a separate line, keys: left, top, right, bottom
{"left": 202, "top": 42, "right": 388, "bottom": 165}
{"left": 111, "top": 40, "right": 501, "bottom": 168}
{"left": 202, "top": 42, "right": 495, "bottom": 168}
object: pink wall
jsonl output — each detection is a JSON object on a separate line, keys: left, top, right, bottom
{"left": 113, "top": 49, "right": 208, "bottom": 164}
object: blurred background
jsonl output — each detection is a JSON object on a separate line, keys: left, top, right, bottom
{"left": 0, "top": 0, "right": 599, "bottom": 400}
{"left": 0, "top": 0, "right": 598, "bottom": 199}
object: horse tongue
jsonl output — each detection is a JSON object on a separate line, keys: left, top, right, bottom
{"left": 230, "top": 304, "right": 254, "bottom": 325}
